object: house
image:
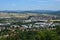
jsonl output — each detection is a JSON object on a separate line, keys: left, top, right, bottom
{"left": 32, "top": 22, "right": 53, "bottom": 28}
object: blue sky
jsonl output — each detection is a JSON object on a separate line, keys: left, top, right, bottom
{"left": 0, "top": 0, "right": 60, "bottom": 11}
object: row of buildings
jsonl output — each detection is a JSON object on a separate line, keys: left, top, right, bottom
{"left": 0, "top": 15, "right": 60, "bottom": 31}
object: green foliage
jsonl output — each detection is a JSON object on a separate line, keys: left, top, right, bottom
{"left": 55, "top": 25, "right": 60, "bottom": 36}
{"left": 0, "top": 28, "right": 60, "bottom": 40}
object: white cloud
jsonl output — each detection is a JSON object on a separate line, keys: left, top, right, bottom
{"left": 11, "top": 3, "right": 16, "bottom": 6}
{"left": 57, "top": 0, "right": 60, "bottom": 1}
{"left": 25, "top": 0, "right": 48, "bottom": 2}
{"left": 54, "top": 0, "right": 60, "bottom": 1}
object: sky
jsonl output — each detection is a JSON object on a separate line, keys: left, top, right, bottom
{"left": 0, "top": 0, "right": 60, "bottom": 11}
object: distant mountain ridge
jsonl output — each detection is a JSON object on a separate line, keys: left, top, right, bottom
{"left": 0, "top": 10, "right": 60, "bottom": 15}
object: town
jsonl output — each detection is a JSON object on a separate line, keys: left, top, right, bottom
{"left": 0, "top": 0, "right": 60, "bottom": 40}
{"left": 0, "top": 11, "right": 60, "bottom": 40}
{"left": 0, "top": 12, "right": 60, "bottom": 31}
